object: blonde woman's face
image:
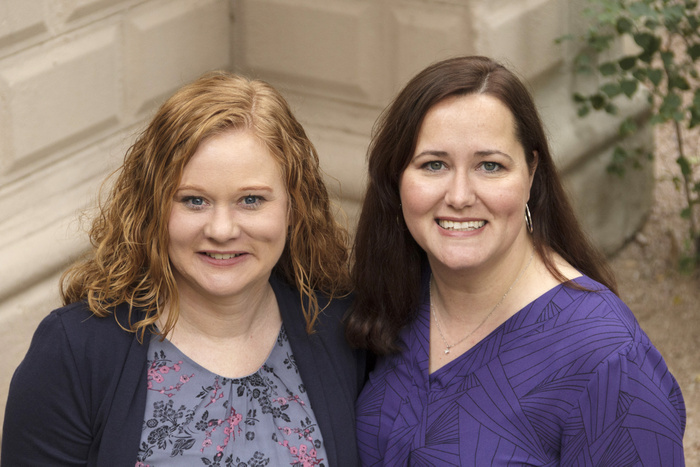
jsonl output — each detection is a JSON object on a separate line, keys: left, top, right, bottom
{"left": 167, "top": 128, "right": 289, "bottom": 305}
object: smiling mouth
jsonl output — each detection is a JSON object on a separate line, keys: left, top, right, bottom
{"left": 203, "top": 252, "right": 244, "bottom": 260}
{"left": 437, "top": 220, "right": 486, "bottom": 231}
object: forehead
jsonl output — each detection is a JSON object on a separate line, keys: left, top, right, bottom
{"left": 417, "top": 94, "right": 519, "bottom": 144}
{"left": 181, "top": 128, "right": 284, "bottom": 181}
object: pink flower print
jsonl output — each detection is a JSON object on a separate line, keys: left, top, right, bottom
{"left": 201, "top": 438, "right": 212, "bottom": 451}
{"left": 159, "top": 366, "right": 169, "bottom": 374}
{"left": 172, "top": 360, "right": 182, "bottom": 371}
{"left": 152, "top": 373, "right": 164, "bottom": 383}
{"left": 278, "top": 435, "right": 324, "bottom": 466}
{"left": 180, "top": 374, "right": 190, "bottom": 383}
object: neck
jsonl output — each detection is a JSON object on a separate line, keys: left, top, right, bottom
{"left": 163, "top": 282, "right": 280, "bottom": 342}
{"left": 430, "top": 243, "right": 535, "bottom": 323}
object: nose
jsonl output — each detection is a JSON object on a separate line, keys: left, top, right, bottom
{"left": 444, "top": 172, "right": 476, "bottom": 209}
{"left": 204, "top": 207, "right": 240, "bottom": 242}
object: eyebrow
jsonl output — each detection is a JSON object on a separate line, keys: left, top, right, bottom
{"left": 175, "top": 184, "right": 274, "bottom": 193}
{"left": 414, "top": 149, "right": 513, "bottom": 159}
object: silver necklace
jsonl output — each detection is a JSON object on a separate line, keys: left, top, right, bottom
{"left": 430, "top": 252, "right": 534, "bottom": 355}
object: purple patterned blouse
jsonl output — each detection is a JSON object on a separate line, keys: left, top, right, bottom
{"left": 136, "top": 326, "right": 327, "bottom": 467}
{"left": 356, "top": 275, "right": 686, "bottom": 466}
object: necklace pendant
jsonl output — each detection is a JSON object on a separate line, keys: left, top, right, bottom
{"left": 444, "top": 348, "right": 450, "bottom": 354}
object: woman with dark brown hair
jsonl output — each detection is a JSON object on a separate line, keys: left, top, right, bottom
{"left": 347, "top": 56, "right": 685, "bottom": 465}
{"left": 2, "top": 71, "right": 365, "bottom": 466}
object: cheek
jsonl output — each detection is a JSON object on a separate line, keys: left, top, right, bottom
{"left": 167, "top": 209, "right": 198, "bottom": 247}
{"left": 400, "top": 174, "right": 436, "bottom": 216}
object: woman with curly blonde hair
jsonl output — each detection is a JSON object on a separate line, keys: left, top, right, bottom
{"left": 3, "top": 71, "right": 366, "bottom": 466}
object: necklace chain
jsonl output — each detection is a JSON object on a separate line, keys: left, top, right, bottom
{"left": 430, "top": 252, "right": 534, "bottom": 355}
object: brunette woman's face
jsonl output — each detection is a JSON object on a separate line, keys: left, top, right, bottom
{"left": 399, "top": 93, "right": 534, "bottom": 275}
{"left": 167, "top": 128, "right": 289, "bottom": 305}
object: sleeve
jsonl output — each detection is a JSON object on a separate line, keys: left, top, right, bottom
{"left": 560, "top": 341, "right": 686, "bottom": 466}
{"left": 2, "top": 310, "right": 93, "bottom": 466}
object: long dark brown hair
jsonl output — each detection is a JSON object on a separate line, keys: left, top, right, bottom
{"left": 346, "top": 56, "right": 617, "bottom": 355}
{"left": 61, "top": 71, "right": 350, "bottom": 339}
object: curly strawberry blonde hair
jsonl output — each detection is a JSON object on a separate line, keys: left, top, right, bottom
{"left": 61, "top": 71, "right": 350, "bottom": 339}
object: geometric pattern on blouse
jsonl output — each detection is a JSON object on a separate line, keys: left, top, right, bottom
{"left": 356, "top": 276, "right": 686, "bottom": 466}
{"left": 137, "top": 326, "right": 328, "bottom": 467}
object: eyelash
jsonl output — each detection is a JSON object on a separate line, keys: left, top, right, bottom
{"left": 179, "top": 195, "right": 266, "bottom": 210}
{"left": 240, "top": 195, "right": 264, "bottom": 208}
{"left": 421, "top": 161, "right": 503, "bottom": 172}
{"left": 481, "top": 161, "right": 503, "bottom": 172}
{"left": 181, "top": 196, "right": 207, "bottom": 210}
{"left": 423, "top": 161, "right": 446, "bottom": 172}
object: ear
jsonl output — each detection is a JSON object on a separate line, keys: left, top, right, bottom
{"left": 528, "top": 150, "right": 539, "bottom": 189}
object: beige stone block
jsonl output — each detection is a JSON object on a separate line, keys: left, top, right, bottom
{"left": 306, "top": 125, "right": 368, "bottom": 203}
{"left": 475, "top": 0, "right": 564, "bottom": 79}
{"left": 390, "top": 3, "right": 474, "bottom": 90}
{"left": 0, "top": 131, "right": 127, "bottom": 303}
{"left": 563, "top": 128, "right": 654, "bottom": 254}
{"left": 124, "top": 0, "right": 231, "bottom": 116}
{"left": 0, "top": 26, "right": 120, "bottom": 174}
{"left": 58, "top": 0, "right": 132, "bottom": 22}
{"left": 0, "top": 0, "right": 49, "bottom": 48}
{"left": 236, "top": 0, "right": 385, "bottom": 103}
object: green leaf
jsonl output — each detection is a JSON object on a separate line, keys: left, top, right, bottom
{"left": 681, "top": 207, "right": 692, "bottom": 219}
{"left": 578, "top": 105, "right": 591, "bottom": 117}
{"left": 590, "top": 94, "right": 607, "bottom": 110}
{"left": 644, "top": 18, "right": 660, "bottom": 29}
{"left": 601, "top": 82, "right": 621, "bottom": 98}
{"left": 677, "top": 155, "right": 692, "bottom": 176}
{"left": 650, "top": 114, "right": 668, "bottom": 125}
{"left": 633, "top": 68, "right": 648, "bottom": 81}
{"left": 621, "top": 79, "right": 638, "bottom": 97}
{"left": 648, "top": 68, "right": 663, "bottom": 86}
{"left": 688, "top": 43, "right": 700, "bottom": 61}
{"left": 668, "top": 74, "right": 690, "bottom": 91}
{"left": 690, "top": 108, "right": 700, "bottom": 128}
{"left": 619, "top": 56, "right": 637, "bottom": 70}
{"left": 662, "top": 4, "right": 686, "bottom": 24}
{"left": 635, "top": 33, "right": 661, "bottom": 62}
{"left": 693, "top": 89, "right": 700, "bottom": 107}
{"left": 605, "top": 103, "right": 618, "bottom": 115}
{"left": 599, "top": 62, "right": 618, "bottom": 76}
{"left": 661, "top": 51, "right": 674, "bottom": 68}
{"left": 573, "top": 92, "right": 587, "bottom": 103}
{"left": 616, "top": 17, "right": 634, "bottom": 33}
{"left": 629, "top": 2, "right": 655, "bottom": 18}
{"left": 619, "top": 118, "right": 638, "bottom": 136}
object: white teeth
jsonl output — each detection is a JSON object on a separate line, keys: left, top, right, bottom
{"left": 205, "top": 253, "right": 241, "bottom": 260}
{"left": 438, "top": 220, "right": 485, "bottom": 231}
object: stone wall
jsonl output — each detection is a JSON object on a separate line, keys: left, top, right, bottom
{"left": 0, "top": 0, "right": 652, "bottom": 439}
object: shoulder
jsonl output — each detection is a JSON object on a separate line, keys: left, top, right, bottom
{"left": 31, "top": 301, "right": 148, "bottom": 365}
{"left": 563, "top": 275, "right": 645, "bottom": 339}
{"left": 562, "top": 338, "right": 686, "bottom": 460}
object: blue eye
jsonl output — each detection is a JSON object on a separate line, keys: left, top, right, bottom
{"left": 425, "top": 161, "right": 445, "bottom": 171}
{"left": 182, "top": 196, "right": 205, "bottom": 209}
{"left": 482, "top": 162, "right": 501, "bottom": 172}
{"left": 241, "top": 195, "right": 264, "bottom": 208}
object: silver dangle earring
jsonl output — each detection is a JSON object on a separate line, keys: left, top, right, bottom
{"left": 525, "top": 203, "right": 533, "bottom": 234}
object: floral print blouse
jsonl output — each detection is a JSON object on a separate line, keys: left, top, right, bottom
{"left": 136, "top": 326, "right": 328, "bottom": 467}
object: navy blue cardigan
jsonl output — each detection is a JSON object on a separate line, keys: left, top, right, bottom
{"left": 2, "top": 276, "right": 365, "bottom": 466}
